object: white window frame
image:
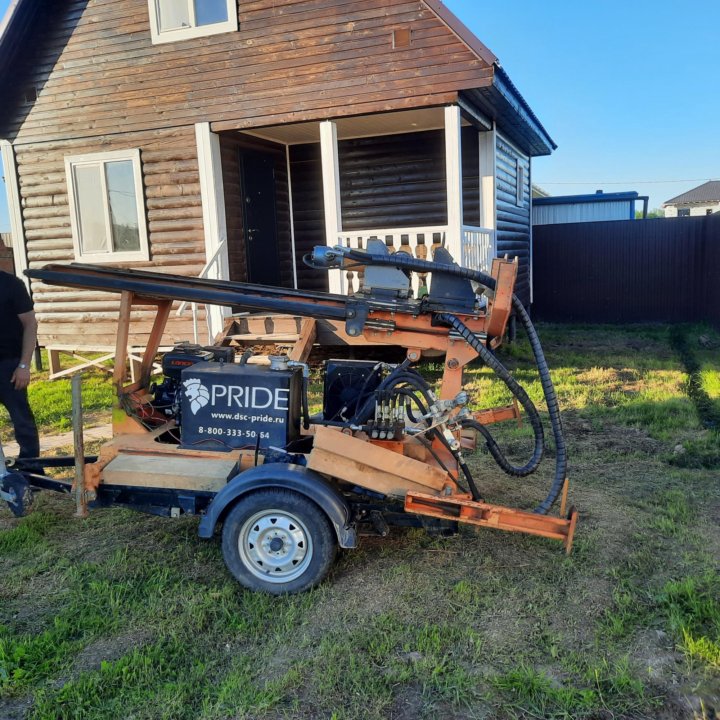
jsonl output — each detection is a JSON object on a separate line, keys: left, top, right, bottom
{"left": 516, "top": 159, "right": 525, "bottom": 207}
{"left": 65, "top": 149, "right": 150, "bottom": 264}
{"left": 148, "top": 0, "right": 238, "bottom": 45}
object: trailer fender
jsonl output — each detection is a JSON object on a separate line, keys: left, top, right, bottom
{"left": 198, "top": 464, "right": 357, "bottom": 548}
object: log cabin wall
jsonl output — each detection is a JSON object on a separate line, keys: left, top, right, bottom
{"left": 495, "top": 134, "right": 531, "bottom": 306}
{"left": 0, "top": 0, "right": 493, "bottom": 144}
{"left": 16, "top": 126, "right": 206, "bottom": 348}
{"left": 289, "top": 126, "right": 484, "bottom": 290}
{"left": 288, "top": 143, "right": 327, "bottom": 293}
{"left": 0, "top": 0, "right": 495, "bottom": 345}
{"left": 219, "top": 133, "right": 293, "bottom": 288}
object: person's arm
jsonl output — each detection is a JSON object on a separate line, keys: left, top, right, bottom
{"left": 11, "top": 310, "right": 37, "bottom": 391}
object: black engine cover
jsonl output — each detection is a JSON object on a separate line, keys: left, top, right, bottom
{"left": 179, "top": 362, "right": 300, "bottom": 451}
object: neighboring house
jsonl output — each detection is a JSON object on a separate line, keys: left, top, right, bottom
{"left": 533, "top": 191, "right": 648, "bottom": 226}
{"left": 0, "top": 0, "right": 555, "bottom": 352}
{"left": 663, "top": 181, "right": 720, "bottom": 218}
{"left": 0, "top": 231, "right": 13, "bottom": 273}
{"left": 532, "top": 184, "right": 550, "bottom": 199}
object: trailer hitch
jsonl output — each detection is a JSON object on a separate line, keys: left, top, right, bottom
{"left": 1, "top": 439, "right": 33, "bottom": 517}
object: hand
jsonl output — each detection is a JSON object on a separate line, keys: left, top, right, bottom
{"left": 11, "top": 366, "right": 31, "bottom": 391}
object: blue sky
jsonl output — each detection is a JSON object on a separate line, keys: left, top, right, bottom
{"left": 1, "top": 0, "right": 719, "bottom": 232}
{"left": 446, "top": 0, "right": 720, "bottom": 209}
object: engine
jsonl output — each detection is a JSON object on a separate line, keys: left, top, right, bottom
{"left": 150, "top": 343, "right": 234, "bottom": 425}
{"left": 150, "top": 344, "right": 303, "bottom": 452}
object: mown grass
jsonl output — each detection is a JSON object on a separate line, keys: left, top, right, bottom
{"left": 1, "top": 324, "right": 720, "bottom": 719}
{"left": 0, "top": 351, "right": 114, "bottom": 443}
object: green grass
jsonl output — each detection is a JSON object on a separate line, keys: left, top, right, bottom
{"left": 491, "top": 656, "right": 647, "bottom": 720}
{"left": 2, "top": 324, "right": 720, "bottom": 718}
{"left": 0, "top": 351, "right": 114, "bottom": 442}
{"left": 659, "top": 574, "right": 720, "bottom": 670}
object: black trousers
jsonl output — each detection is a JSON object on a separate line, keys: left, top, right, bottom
{"left": 0, "top": 358, "right": 40, "bottom": 458}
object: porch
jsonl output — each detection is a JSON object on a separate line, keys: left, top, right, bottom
{"left": 197, "top": 105, "right": 498, "bottom": 328}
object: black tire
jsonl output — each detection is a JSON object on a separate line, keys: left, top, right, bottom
{"left": 221, "top": 489, "right": 338, "bottom": 595}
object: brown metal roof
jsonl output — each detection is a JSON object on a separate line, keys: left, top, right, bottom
{"left": 664, "top": 180, "right": 720, "bottom": 206}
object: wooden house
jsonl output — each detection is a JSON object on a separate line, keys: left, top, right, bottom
{"left": 0, "top": 0, "right": 555, "bottom": 356}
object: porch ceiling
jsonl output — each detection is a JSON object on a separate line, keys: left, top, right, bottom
{"left": 241, "top": 107, "right": 470, "bottom": 145}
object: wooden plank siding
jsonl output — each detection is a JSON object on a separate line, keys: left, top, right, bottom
{"left": 495, "top": 133, "right": 531, "bottom": 306}
{"left": 1, "top": 0, "right": 493, "bottom": 145}
{"left": 16, "top": 126, "right": 206, "bottom": 348}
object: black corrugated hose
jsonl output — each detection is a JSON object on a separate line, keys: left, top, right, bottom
{"left": 338, "top": 248, "right": 567, "bottom": 515}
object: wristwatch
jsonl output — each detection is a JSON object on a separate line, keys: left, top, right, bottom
{"left": 17, "top": 363, "right": 28, "bottom": 370}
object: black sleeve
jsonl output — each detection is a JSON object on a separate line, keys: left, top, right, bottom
{"left": 10, "top": 276, "right": 33, "bottom": 315}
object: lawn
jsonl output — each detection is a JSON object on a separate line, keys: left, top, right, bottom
{"left": 1, "top": 324, "right": 719, "bottom": 720}
{"left": 0, "top": 352, "right": 115, "bottom": 443}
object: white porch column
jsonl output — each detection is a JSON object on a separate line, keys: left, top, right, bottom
{"left": 320, "top": 120, "right": 343, "bottom": 293}
{"left": 478, "top": 127, "right": 497, "bottom": 267}
{"left": 1, "top": 140, "right": 30, "bottom": 291}
{"left": 444, "top": 105, "right": 464, "bottom": 261}
{"left": 195, "top": 122, "right": 230, "bottom": 342}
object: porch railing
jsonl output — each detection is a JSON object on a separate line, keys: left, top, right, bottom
{"left": 177, "top": 238, "right": 227, "bottom": 344}
{"left": 461, "top": 226, "right": 495, "bottom": 274}
{"left": 333, "top": 226, "right": 447, "bottom": 295}
{"left": 331, "top": 225, "right": 495, "bottom": 295}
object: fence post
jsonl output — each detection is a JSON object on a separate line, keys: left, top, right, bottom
{"left": 72, "top": 373, "right": 88, "bottom": 518}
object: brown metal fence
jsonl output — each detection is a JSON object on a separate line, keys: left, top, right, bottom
{"left": 532, "top": 215, "right": 720, "bottom": 324}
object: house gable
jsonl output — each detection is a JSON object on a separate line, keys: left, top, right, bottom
{"left": 0, "top": 0, "right": 495, "bottom": 144}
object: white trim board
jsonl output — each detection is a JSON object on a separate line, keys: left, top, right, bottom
{"left": 195, "top": 122, "right": 231, "bottom": 340}
{"left": 148, "top": 0, "right": 238, "bottom": 45}
{"left": 1, "top": 139, "right": 30, "bottom": 290}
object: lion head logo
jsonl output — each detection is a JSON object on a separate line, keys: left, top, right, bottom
{"left": 183, "top": 378, "right": 210, "bottom": 415}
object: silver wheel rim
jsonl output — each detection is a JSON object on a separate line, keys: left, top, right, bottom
{"left": 238, "top": 508, "right": 313, "bottom": 584}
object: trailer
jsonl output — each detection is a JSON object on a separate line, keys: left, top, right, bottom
{"left": 3, "top": 242, "right": 577, "bottom": 594}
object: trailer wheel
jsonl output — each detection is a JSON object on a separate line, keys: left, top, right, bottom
{"left": 221, "top": 489, "right": 337, "bottom": 594}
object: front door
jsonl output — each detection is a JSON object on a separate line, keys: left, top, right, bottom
{"left": 240, "top": 150, "right": 282, "bottom": 286}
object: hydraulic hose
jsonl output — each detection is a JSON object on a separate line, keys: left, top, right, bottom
{"left": 462, "top": 416, "right": 543, "bottom": 479}
{"left": 337, "top": 249, "right": 567, "bottom": 514}
{"left": 438, "top": 312, "right": 566, "bottom": 514}
{"left": 351, "top": 366, "right": 432, "bottom": 424}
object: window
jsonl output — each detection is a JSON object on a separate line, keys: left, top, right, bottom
{"left": 516, "top": 160, "right": 525, "bottom": 206}
{"left": 65, "top": 150, "right": 149, "bottom": 263}
{"left": 148, "top": 0, "right": 237, "bottom": 44}
{"left": 678, "top": 208, "right": 691, "bottom": 217}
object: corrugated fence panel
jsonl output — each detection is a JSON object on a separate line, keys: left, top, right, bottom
{"left": 704, "top": 221, "right": 720, "bottom": 325}
{"left": 533, "top": 216, "right": 720, "bottom": 324}
{"left": 533, "top": 201, "right": 633, "bottom": 226}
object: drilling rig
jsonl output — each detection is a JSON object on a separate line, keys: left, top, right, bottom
{"left": 2, "top": 241, "right": 576, "bottom": 594}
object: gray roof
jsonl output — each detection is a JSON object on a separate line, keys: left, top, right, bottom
{"left": 664, "top": 181, "right": 720, "bottom": 206}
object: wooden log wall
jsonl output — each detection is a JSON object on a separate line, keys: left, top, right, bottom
{"left": 289, "top": 143, "right": 328, "bottom": 293}
{"left": 17, "top": 126, "right": 206, "bottom": 348}
{"left": 495, "top": 134, "right": 531, "bottom": 306}
{"left": 0, "top": 0, "right": 493, "bottom": 144}
{"left": 290, "top": 127, "right": 483, "bottom": 290}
